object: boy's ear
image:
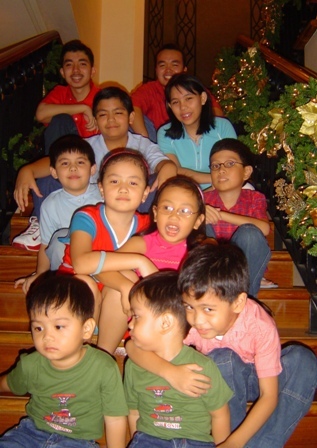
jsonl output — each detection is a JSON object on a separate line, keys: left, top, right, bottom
{"left": 141, "top": 185, "right": 151, "bottom": 204}
{"left": 90, "top": 66, "right": 96, "bottom": 78}
{"left": 82, "top": 317, "right": 96, "bottom": 340}
{"left": 129, "top": 111, "right": 135, "bottom": 125}
{"left": 160, "top": 312, "right": 174, "bottom": 333}
{"left": 60, "top": 67, "right": 65, "bottom": 80}
{"left": 90, "top": 164, "right": 97, "bottom": 177}
{"left": 243, "top": 165, "right": 253, "bottom": 181}
{"left": 50, "top": 167, "right": 58, "bottom": 179}
{"left": 232, "top": 292, "right": 247, "bottom": 314}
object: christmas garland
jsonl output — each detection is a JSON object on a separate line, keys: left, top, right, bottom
{"left": 212, "top": 46, "right": 317, "bottom": 256}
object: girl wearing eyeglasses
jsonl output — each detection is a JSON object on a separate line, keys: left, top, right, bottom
{"left": 205, "top": 138, "right": 272, "bottom": 297}
{"left": 157, "top": 73, "right": 237, "bottom": 189}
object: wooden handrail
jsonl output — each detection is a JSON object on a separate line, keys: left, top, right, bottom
{"left": 237, "top": 34, "right": 317, "bottom": 83}
{"left": 0, "top": 30, "right": 61, "bottom": 69}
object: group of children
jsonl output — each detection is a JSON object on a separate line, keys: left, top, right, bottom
{"left": 1, "top": 38, "right": 316, "bottom": 447}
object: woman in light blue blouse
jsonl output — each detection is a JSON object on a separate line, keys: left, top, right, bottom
{"left": 157, "top": 73, "right": 237, "bottom": 189}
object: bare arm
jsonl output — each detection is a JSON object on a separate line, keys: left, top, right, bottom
{"left": 129, "top": 106, "right": 149, "bottom": 138}
{"left": 210, "top": 403, "right": 231, "bottom": 445}
{"left": 127, "top": 409, "right": 139, "bottom": 438}
{"left": 219, "top": 376, "right": 278, "bottom": 448}
{"left": 154, "top": 159, "right": 178, "bottom": 189}
{"left": 0, "top": 375, "right": 11, "bottom": 393}
{"left": 13, "top": 157, "right": 51, "bottom": 211}
{"left": 165, "top": 153, "right": 211, "bottom": 185}
{"left": 206, "top": 205, "right": 270, "bottom": 236}
{"left": 70, "top": 231, "right": 157, "bottom": 278}
{"left": 104, "top": 415, "right": 127, "bottom": 448}
{"left": 15, "top": 243, "right": 50, "bottom": 294}
{"left": 125, "top": 339, "right": 211, "bottom": 397}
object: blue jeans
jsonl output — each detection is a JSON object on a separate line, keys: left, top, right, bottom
{"left": 128, "top": 432, "right": 216, "bottom": 447}
{"left": 0, "top": 417, "right": 99, "bottom": 447}
{"left": 206, "top": 223, "right": 271, "bottom": 297}
{"left": 44, "top": 114, "right": 79, "bottom": 155}
{"left": 208, "top": 345, "right": 317, "bottom": 448}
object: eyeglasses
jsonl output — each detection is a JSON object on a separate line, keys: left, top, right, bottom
{"left": 210, "top": 160, "right": 244, "bottom": 171}
{"left": 155, "top": 205, "right": 199, "bottom": 218}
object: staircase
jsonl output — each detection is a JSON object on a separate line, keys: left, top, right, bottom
{"left": 0, "top": 211, "right": 317, "bottom": 447}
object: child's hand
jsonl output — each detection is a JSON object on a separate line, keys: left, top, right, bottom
{"left": 15, "top": 273, "right": 38, "bottom": 294}
{"left": 167, "top": 364, "right": 211, "bottom": 397}
{"left": 205, "top": 204, "right": 222, "bottom": 225}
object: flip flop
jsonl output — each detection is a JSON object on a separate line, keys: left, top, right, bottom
{"left": 260, "top": 277, "right": 278, "bottom": 289}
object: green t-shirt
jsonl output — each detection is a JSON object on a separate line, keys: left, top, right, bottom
{"left": 124, "top": 345, "right": 233, "bottom": 442}
{"left": 7, "top": 345, "right": 128, "bottom": 440}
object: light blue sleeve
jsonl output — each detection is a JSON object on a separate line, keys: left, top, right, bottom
{"left": 157, "top": 124, "right": 176, "bottom": 156}
{"left": 214, "top": 117, "right": 237, "bottom": 139}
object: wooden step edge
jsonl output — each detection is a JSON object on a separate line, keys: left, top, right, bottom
{"left": 258, "top": 287, "right": 310, "bottom": 300}
{"left": 0, "top": 246, "right": 38, "bottom": 257}
{"left": 270, "top": 251, "right": 292, "bottom": 261}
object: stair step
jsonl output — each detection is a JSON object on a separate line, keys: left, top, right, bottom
{"left": 265, "top": 251, "right": 294, "bottom": 287}
{"left": 9, "top": 215, "right": 30, "bottom": 243}
{"left": 0, "top": 247, "right": 37, "bottom": 282}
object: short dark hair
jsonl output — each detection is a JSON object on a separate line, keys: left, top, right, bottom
{"left": 164, "top": 73, "right": 214, "bottom": 139}
{"left": 92, "top": 86, "right": 134, "bottom": 116}
{"left": 210, "top": 138, "right": 254, "bottom": 167}
{"left": 145, "top": 175, "right": 206, "bottom": 249}
{"left": 61, "top": 39, "right": 94, "bottom": 66}
{"left": 26, "top": 272, "right": 94, "bottom": 323}
{"left": 155, "top": 43, "right": 186, "bottom": 67}
{"left": 49, "top": 134, "right": 96, "bottom": 168}
{"left": 178, "top": 243, "right": 250, "bottom": 303}
{"left": 98, "top": 147, "right": 149, "bottom": 185}
{"left": 129, "top": 271, "right": 190, "bottom": 337}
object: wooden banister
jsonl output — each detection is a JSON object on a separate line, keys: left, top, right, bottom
{"left": 237, "top": 34, "right": 317, "bottom": 83}
{"left": 0, "top": 30, "right": 61, "bottom": 69}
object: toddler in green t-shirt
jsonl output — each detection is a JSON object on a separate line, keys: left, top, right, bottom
{"left": 124, "top": 270, "right": 232, "bottom": 447}
{"left": 0, "top": 273, "right": 128, "bottom": 448}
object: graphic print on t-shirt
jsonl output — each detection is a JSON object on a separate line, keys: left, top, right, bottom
{"left": 146, "top": 385, "right": 183, "bottom": 430}
{"left": 44, "top": 393, "right": 77, "bottom": 433}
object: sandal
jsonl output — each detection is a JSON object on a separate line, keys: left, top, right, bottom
{"left": 260, "top": 277, "right": 278, "bottom": 289}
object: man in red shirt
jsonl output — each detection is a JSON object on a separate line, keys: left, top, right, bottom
{"left": 13, "top": 40, "right": 100, "bottom": 251}
{"left": 36, "top": 39, "right": 100, "bottom": 154}
{"left": 131, "top": 43, "right": 223, "bottom": 141}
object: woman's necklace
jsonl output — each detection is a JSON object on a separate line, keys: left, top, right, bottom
{"left": 187, "top": 132, "right": 201, "bottom": 144}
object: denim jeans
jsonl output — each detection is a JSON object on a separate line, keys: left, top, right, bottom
{"left": 206, "top": 223, "right": 271, "bottom": 297}
{"left": 0, "top": 417, "right": 99, "bottom": 447}
{"left": 208, "top": 345, "right": 317, "bottom": 448}
{"left": 44, "top": 114, "right": 79, "bottom": 155}
{"left": 128, "top": 432, "right": 216, "bottom": 447}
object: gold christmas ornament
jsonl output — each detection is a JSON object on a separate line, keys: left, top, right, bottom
{"left": 296, "top": 100, "right": 317, "bottom": 145}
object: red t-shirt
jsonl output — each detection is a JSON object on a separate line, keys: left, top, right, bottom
{"left": 40, "top": 81, "right": 100, "bottom": 138}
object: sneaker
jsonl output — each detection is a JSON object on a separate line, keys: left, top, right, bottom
{"left": 260, "top": 277, "right": 278, "bottom": 289}
{"left": 12, "top": 216, "right": 41, "bottom": 251}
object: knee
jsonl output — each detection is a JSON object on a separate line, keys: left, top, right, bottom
{"left": 282, "top": 344, "right": 317, "bottom": 385}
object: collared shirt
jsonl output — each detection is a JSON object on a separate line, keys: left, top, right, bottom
{"left": 157, "top": 117, "right": 237, "bottom": 189}
{"left": 204, "top": 189, "right": 268, "bottom": 240}
{"left": 184, "top": 298, "right": 282, "bottom": 378}
{"left": 86, "top": 132, "right": 169, "bottom": 183}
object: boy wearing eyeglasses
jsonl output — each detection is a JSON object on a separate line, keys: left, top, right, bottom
{"left": 204, "top": 138, "right": 271, "bottom": 297}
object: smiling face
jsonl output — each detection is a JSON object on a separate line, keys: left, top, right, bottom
{"left": 152, "top": 185, "right": 204, "bottom": 244}
{"left": 60, "top": 51, "right": 95, "bottom": 93}
{"left": 210, "top": 149, "right": 253, "bottom": 194}
{"left": 50, "top": 151, "right": 96, "bottom": 195}
{"left": 182, "top": 289, "right": 245, "bottom": 339}
{"left": 155, "top": 49, "right": 186, "bottom": 87}
{"left": 168, "top": 86, "right": 207, "bottom": 133}
{"left": 94, "top": 98, "right": 134, "bottom": 145}
{"left": 30, "top": 301, "right": 94, "bottom": 369}
{"left": 99, "top": 159, "right": 149, "bottom": 214}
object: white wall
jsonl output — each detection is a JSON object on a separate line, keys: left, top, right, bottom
{"left": 305, "top": 30, "right": 317, "bottom": 73}
{"left": 0, "top": 0, "right": 78, "bottom": 49}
